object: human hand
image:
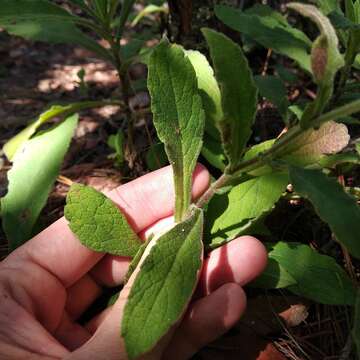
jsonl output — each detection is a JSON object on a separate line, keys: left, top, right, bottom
{"left": 0, "top": 165, "right": 267, "bottom": 359}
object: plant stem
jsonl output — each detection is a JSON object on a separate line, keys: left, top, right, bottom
{"left": 195, "top": 99, "right": 360, "bottom": 208}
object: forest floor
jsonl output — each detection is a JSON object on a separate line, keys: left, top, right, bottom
{"left": 0, "top": 29, "right": 356, "bottom": 360}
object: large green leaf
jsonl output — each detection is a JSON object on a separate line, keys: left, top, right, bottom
{"left": 202, "top": 28, "right": 258, "bottom": 171}
{"left": 3, "top": 101, "right": 112, "bottom": 161}
{"left": 0, "top": 0, "right": 110, "bottom": 61}
{"left": 249, "top": 257, "right": 297, "bottom": 289}
{"left": 270, "top": 242, "right": 356, "bottom": 305}
{"left": 147, "top": 39, "right": 205, "bottom": 222}
{"left": 353, "top": 290, "right": 360, "bottom": 359}
{"left": 121, "top": 207, "right": 203, "bottom": 359}
{"left": 0, "top": 0, "right": 77, "bottom": 23}
{"left": 289, "top": 166, "right": 360, "bottom": 259}
{"left": 184, "top": 49, "right": 226, "bottom": 170}
{"left": 185, "top": 49, "right": 223, "bottom": 131}
{"left": 205, "top": 172, "right": 288, "bottom": 248}
{"left": 64, "top": 184, "right": 142, "bottom": 257}
{"left": 1, "top": 115, "right": 78, "bottom": 250}
{"left": 215, "top": 4, "right": 311, "bottom": 72}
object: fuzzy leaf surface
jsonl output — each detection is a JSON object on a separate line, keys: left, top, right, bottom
{"left": 202, "top": 28, "right": 258, "bottom": 170}
{"left": 282, "top": 121, "right": 350, "bottom": 166}
{"left": 287, "top": 3, "right": 344, "bottom": 86}
{"left": 289, "top": 166, "right": 360, "bottom": 259}
{"left": 121, "top": 207, "right": 204, "bottom": 359}
{"left": 270, "top": 242, "right": 356, "bottom": 305}
{"left": 148, "top": 39, "right": 205, "bottom": 221}
{"left": 1, "top": 115, "right": 78, "bottom": 249}
{"left": 64, "top": 184, "right": 142, "bottom": 257}
{"left": 205, "top": 172, "right": 288, "bottom": 248}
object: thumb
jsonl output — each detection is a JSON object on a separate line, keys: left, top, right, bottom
{"left": 65, "top": 231, "right": 180, "bottom": 360}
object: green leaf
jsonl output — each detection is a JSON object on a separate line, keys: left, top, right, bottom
{"left": 254, "top": 75, "right": 289, "bottom": 120}
{"left": 315, "top": 0, "right": 342, "bottom": 15}
{"left": 64, "top": 184, "right": 142, "bottom": 257}
{"left": 282, "top": 121, "right": 350, "bottom": 166}
{"left": 289, "top": 166, "right": 360, "bottom": 259}
{"left": 287, "top": 3, "right": 344, "bottom": 129}
{"left": 185, "top": 49, "right": 223, "bottom": 131}
{"left": 353, "top": 289, "right": 360, "bottom": 359}
{"left": 0, "top": 0, "right": 77, "bottom": 23}
{"left": 215, "top": 4, "right": 311, "bottom": 72}
{"left": 328, "top": 10, "right": 360, "bottom": 30}
{"left": 287, "top": 3, "right": 344, "bottom": 87}
{"left": 0, "top": 0, "right": 111, "bottom": 61}
{"left": 116, "top": 0, "right": 136, "bottom": 39}
{"left": 201, "top": 135, "right": 227, "bottom": 171}
{"left": 202, "top": 28, "right": 258, "bottom": 171}
{"left": 184, "top": 49, "right": 226, "bottom": 170}
{"left": 147, "top": 39, "right": 205, "bottom": 222}
{"left": 249, "top": 258, "right": 297, "bottom": 289}
{"left": 121, "top": 207, "right": 203, "bottom": 359}
{"left": 205, "top": 172, "right": 288, "bottom": 248}
{"left": 1, "top": 115, "right": 78, "bottom": 250}
{"left": 131, "top": 4, "right": 168, "bottom": 26}
{"left": 270, "top": 242, "right": 356, "bottom": 305}
{"left": 3, "top": 101, "right": 110, "bottom": 161}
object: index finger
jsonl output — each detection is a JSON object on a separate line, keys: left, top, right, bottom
{"left": 5, "top": 164, "right": 210, "bottom": 287}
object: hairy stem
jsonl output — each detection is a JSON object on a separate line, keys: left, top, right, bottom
{"left": 195, "top": 99, "right": 360, "bottom": 208}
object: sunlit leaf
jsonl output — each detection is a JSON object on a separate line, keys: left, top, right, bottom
{"left": 65, "top": 184, "right": 142, "bottom": 256}
{"left": 1, "top": 115, "right": 78, "bottom": 249}
{"left": 148, "top": 39, "right": 205, "bottom": 221}
{"left": 121, "top": 207, "right": 204, "bottom": 359}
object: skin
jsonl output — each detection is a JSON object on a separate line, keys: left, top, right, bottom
{"left": 0, "top": 164, "right": 267, "bottom": 359}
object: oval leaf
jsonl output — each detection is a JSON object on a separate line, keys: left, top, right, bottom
{"left": 148, "top": 39, "right": 205, "bottom": 222}
{"left": 202, "top": 28, "right": 258, "bottom": 171}
{"left": 289, "top": 166, "right": 360, "bottom": 259}
{"left": 205, "top": 172, "right": 289, "bottom": 248}
{"left": 64, "top": 184, "right": 142, "bottom": 257}
{"left": 270, "top": 242, "right": 356, "bottom": 305}
{"left": 1, "top": 115, "right": 78, "bottom": 250}
{"left": 121, "top": 207, "right": 204, "bottom": 359}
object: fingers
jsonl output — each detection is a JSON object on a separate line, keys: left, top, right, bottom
{"left": 163, "top": 283, "right": 246, "bottom": 360}
{"left": 6, "top": 164, "right": 209, "bottom": 288}
{"left": 65, "top": 274, "right": 102, "bottom": 320}
{"left": 199, "top": 236, "right": 268, "bottom": 296}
